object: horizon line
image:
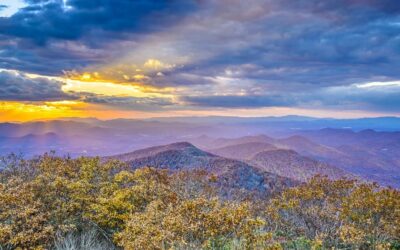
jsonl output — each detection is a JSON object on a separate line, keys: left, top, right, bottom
{"left": 2, "top": 114, "right": 400, "bottom": 124}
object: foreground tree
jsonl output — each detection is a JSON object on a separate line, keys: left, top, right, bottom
{"left": 116, "top": 197, "right": 272, "bottom": 249}
{"left": 0, "top": 154, "right": 126, "bottom": 249}
{"left": 340, "top": 183, "right": 400, "bottom": 249}
{"left": 267, "top": 176, "right": 400, "bottom": 249}
{"left": 0, "top": 154, "right": 399, "bottom": 249}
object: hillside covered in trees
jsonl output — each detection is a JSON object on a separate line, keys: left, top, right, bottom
{"left": 0, "top": 153, "right": 399, "bottom": 250}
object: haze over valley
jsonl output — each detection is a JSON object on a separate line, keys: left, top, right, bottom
{"left": 1, "top": 116, "right": 399, "bottom": 188}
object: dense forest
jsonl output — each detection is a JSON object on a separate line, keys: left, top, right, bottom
{"left": 0, "top": 153, "right": 399, "bottom": 250}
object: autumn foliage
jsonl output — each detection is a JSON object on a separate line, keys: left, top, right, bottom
{"left": 0, "top": 153, "right": 399, "bottom": 249}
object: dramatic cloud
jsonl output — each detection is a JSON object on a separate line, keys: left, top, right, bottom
{"left": 0, "top": 0, "right": 400, "bottom": 116}
{"left": 0, "top": 70, "right": 76, "bottom": 101}
{"left": 0, "top": 0, "right": 198, "bottom": 74}
{"left": 183, "top": 82, "right": 400, "bottom": 112}
{"left": 0, "top": 69, "right": 177, "bottom": 112}
{"left": 1, "top": 0, "right": 197, "bottom": 43}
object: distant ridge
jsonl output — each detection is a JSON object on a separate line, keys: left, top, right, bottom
{"left": 103, "top": 142, "right": 211, "bottom": 162}
{"left": 206, "top": 133, "right": 400, "bottom": 187}
{"left": 105, "top": 142, "right": 296, "bottom": 194}
{"left": 0, "top": 118, "right": 399, "bottom": 187}
{"left": 208, "top": 137, "right": 351, "bottom": 182}
{"left": 249, "top": 149, "right": 351, "bottom": 182}
{"left": 211, "top": 142, "right": 278, "bottom": 160}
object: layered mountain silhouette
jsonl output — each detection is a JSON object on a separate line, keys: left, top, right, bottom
{"left": 248, "top": 149, "right": 349, "bottom": 182}
{"left": 209, "top": 140, "right": 350, "bottom": 182}
{"left": 194, "top": 133, "right": 400, "bottom": 187}
{"left": 211, "top": 142, "right": 278, "bottom": 160}
{"left": 0, "top": 118, "right": 399, "bottom": 187}
{"left": 105, "top": 142, "right": 296, "bottom": 195}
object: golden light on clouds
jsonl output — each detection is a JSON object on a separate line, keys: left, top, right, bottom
{"left": 81, "top": 73, "right": 93, "bottom": 80}
{"left": 62, "top": 78, "right": 175, "bottom": 98}
{"left": 0, "top": 66, "right": 394, "bottom": 123}
{"left": 61, "top": 59, "right": 178, "bottom": 100}
{"left": 0, "top": 65, "right": 181, "bottom": 122}
{"left": 143, "top": 59, "right": 175, "bottom": 70}
{"left": 65, "top": 58, "right": 174, "bottom": 85}
{"left": 132, "top": 74, "right": 148, "bottom": 80}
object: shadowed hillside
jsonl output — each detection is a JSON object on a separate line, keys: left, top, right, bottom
{"left": 106, "top": 142, "right": 296, "bottom": 195}
{"left": 249, "top": 149, "right": 351, "bottom": 182}
{"left": 195, "top": 133, "right": 400, "bottom": 187}
{"left": 211, "top": 142, "right": 278, "bottom": 160}
{"left": 201, "top": 136, "right": 351, "bottom": 182}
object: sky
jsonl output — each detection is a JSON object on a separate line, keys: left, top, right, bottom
{"left": 0, "top": 0, "right": 400, "bottom": 122}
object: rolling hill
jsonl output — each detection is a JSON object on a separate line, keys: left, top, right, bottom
{"left": 105, "top": 142, "right": 296, "bottom": 195}
{"left": 209, "top": 140, "right": 351, "bottom": 182}
{"left": 210, "top": 142, "right": 278, "bottom": 160}
{"left": 248, "top": 149, "right": 350, "bottom": 182}
{"left": 203, "top": 132, "right": 400, "bottom": 187}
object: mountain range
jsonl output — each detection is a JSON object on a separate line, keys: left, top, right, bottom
{"left": 105, "top": 142, "right": 297, "bottom": 196}
{"left": 191, "top": 133, "right": 399, "bottom": 187}
{"left": 209, "top": 141, "right": 349, "bottom": 182}
{"left": 0, "top": 116, "right": 399, "bottom": 188}
{"left": 105, "top": 140, "right": 351, "bottom": 186}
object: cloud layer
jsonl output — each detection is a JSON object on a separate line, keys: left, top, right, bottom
{"left": 0, "top": 70, "right": 75, "bottom": 101}
{"left": 0, "top": 0, "right": 400, "bottom": 115}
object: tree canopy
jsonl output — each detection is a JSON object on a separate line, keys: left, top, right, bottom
{"left": 0, "top": 154, "right": 399, "bottom": 249}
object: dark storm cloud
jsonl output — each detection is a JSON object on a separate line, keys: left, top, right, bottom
{"left": 0, "top": 0, "right": 197, "bottom": 44}
{"left": 0, "top": 70, "right": 77, "bottom": 101}
{"left": 190, "top": 0, "right": 400, "bottom": 87}
{"left": 1, "top": 0, "right": 400, "bottom": 112}
{"left": 0, "top": 0, "right": 198, "bottom": 74}
{"left": 1, "top": 0, "right": 399, "bottom": 78}
{"left": 127, "top": 0, "right": 400, "bottom": 97}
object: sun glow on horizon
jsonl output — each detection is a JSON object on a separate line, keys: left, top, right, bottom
{"left": 0, "top": 69, "right": 399, "bottom": 122}
{"left": 0, "top": 99, "right": 395, "bottom": 123}
{"left": 0, "top": 101, "right": 87, "bottom": 122}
